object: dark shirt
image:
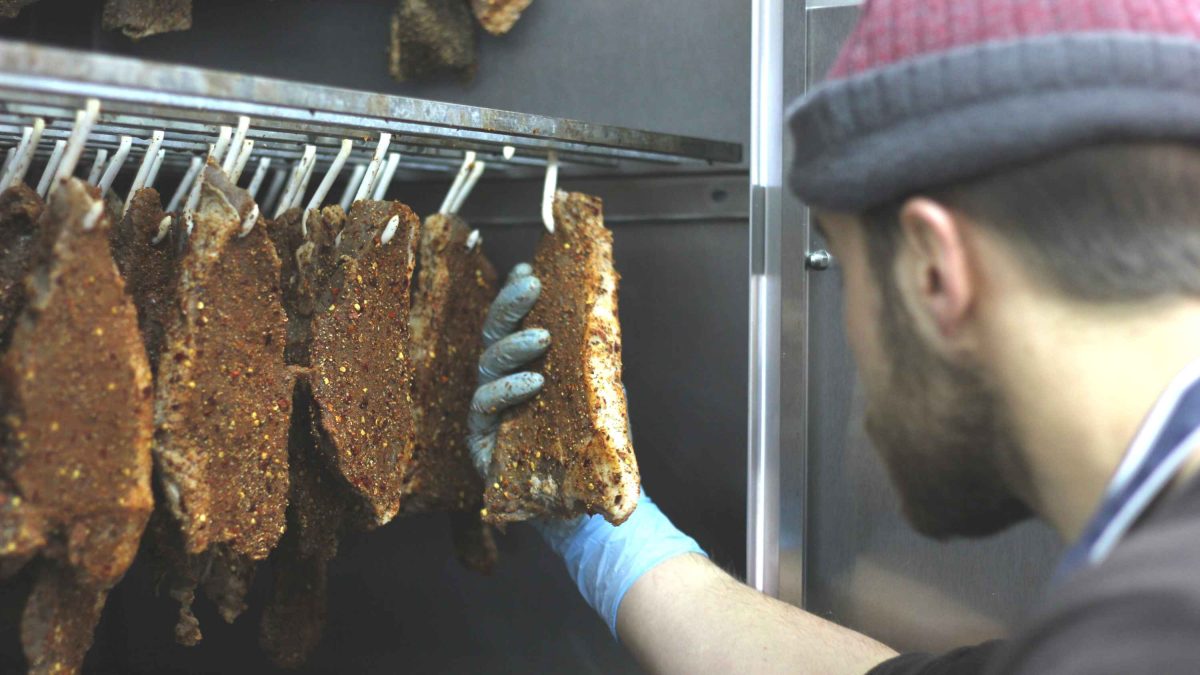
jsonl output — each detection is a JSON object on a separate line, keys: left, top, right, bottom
{"left": 869, "top": 474, "right": 1200, "bottom": 674}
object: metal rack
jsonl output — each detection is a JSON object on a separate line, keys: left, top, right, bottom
{"left": 0, "top": 40, "right": 742, "bottom": 187}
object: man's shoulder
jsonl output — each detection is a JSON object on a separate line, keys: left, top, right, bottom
{"left": 989, "top": 481, "right": 1200, "bottom": 674}
{"left": 872, "top": 483, "right": 1200, "bottom": 675}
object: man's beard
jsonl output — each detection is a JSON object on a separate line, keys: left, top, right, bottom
{"left": 864, "top": 296, "right": 1033, "bottom": 540}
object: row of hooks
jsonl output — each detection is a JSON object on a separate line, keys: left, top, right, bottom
{"left": 0, "top": 100, "right": 562, "bottom": 238}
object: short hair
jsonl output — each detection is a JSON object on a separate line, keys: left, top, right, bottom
{"left": 862, "top": 142, "right": 1200, "bottom": 303}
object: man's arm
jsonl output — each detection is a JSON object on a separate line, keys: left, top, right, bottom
{"left": 619, "top": 553, "right": 897, "bottom": 675}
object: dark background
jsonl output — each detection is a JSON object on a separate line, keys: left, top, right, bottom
{"left": 0, "top": 1, "right": 750, "bottom": 673}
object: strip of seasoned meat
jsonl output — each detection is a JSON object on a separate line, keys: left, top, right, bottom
{"left": 307, "top": 199, "right": 420, "bottom": 526}
{"left": 0, "top": 185, "right": 42, "bottom": 352}
{"left": 0, "top": 177, "right": 153, "bottom": 674}
{"left": 153, "top": 163, "right": 292, "bottom": 633}
{"left": 260, "top": 199, "right": 420, "bottom": 667}
{"left": 389, "top": 0, "right": 477, "bottom": 82}
{"left": 101, "top": 0, "right": 192, "bottom": 39}
{"left": 110, "top": 188, "right": 182, "bottom": 373}
{"left": 0, "top": 1, "right": 39, "bottom": 19}
{"left": 470, "top": 0, "right": 532, "bottom": 34}
{"left": 487, "top": 191, "right": 640, "bottom": 525}
{"left": 405, "top": 213, "right": 497, "bottom": 572}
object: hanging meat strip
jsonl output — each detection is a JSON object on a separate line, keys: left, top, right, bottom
{"left": 260, "top": 199, "right": 420, "bottom": 668}
{"left": 404, "top": 213, "right": 497, "bottom": 571}
{"left": 389, "top": 0, "right": 477, "bottom": 82}
{"left": 153, "top": 162, "right": 291, "bottom": 636}
{"left": 0, "top": 0, "right": 39, "bottom": 20}
{"left": 307, "top": 199, "right": 420, "bottom": 525}
{"left": 0, "top": 184, "right": 43, "bottom": 352}
{"left": 110, "top": 188, "right": 183, "bottom": 372}
{"left": 102, "top": 0, "right": 192, "bottom": 39}
{"left": 470, "top": 0, "right": 533, "bottom": 35}
{"left": 0, "top": 177, "right": 154, "bottom": 674}
{"left": 487, "top": 191, "right": 640, "bottom": 525}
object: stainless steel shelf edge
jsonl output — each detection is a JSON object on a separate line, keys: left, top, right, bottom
{"left": 0, "top": 40, "right": 742, "bottom": 167}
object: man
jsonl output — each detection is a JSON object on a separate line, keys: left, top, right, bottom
{"left": 468, "top": 0, "right": 1200, "bottom": 672}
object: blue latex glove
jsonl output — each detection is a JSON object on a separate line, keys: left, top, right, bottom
{"left": 467, "top": 263, "right": 707, "bottom": 638}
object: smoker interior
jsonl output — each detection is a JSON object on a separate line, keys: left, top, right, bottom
{"left": 0, "top": 1, "right": 749, "bottom": 673}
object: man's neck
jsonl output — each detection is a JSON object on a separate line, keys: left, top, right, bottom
{"left": 984, "top": 296, "right": 1200, "bottom": 542}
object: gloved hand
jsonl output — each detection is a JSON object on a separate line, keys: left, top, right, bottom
{"left": 467, "top": 263, "right": 707, "bottom": 638}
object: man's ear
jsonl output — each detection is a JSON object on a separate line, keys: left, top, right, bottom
{"left": 896, "top": 197, "right": 976, "bottom": 342}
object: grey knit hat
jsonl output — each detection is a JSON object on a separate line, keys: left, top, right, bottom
{"left": 788, "top": 0, "right": 1200, "bottom": 213}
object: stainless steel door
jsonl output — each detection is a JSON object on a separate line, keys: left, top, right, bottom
{"left": 781, "top": 2, "right": 1063, "bottom": 654}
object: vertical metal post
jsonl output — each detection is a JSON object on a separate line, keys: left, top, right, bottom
{"left": 748, "top": 0, "right": 784, "bottom": 596}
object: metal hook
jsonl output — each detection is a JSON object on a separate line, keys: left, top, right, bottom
{"left": 145, "top": 148, "right": 166, "bottom": 190}
{"left": 124, "top": 129, "right": 165, "bottom": 216}
{"left": 221, "top": 116, "right": 250, "bottom": 175}
{"left": 167, "top": 155, "right": 203, "bottom": 213}
{"left": 303, "top": 138, "right": 353, "bottom": 232}
{"left": 339, "top": 164, "right": 367, "bottom": 211}
{"left": 353, "top": 133, "right": 391, "bottom": 204}
{"left": 440, "top": 151, "right": 476, "bottom": 215}
{"left": 97, "top": 135, "right": 133, "bottom": 198}
{"left": 51, "top": 98, "right": 99, "bottom": 195}
{"left": 247, "top": 157, "right": 271, "bottom": 200}
{"left": 541, "top": 150, "right": 559, "bottom": 234}
{"left": 449, "top": 159, "right": 486, "bottom": 215}
{"left": 370, "top": 152, "right": 401, "bottom": 201}
{"left": 229, "top": 139, "right": 255, "bottom": 183}
{"left": 36, "top": 140, "right": 66, "bottom": 198}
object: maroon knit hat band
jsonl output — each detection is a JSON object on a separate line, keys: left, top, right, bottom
{"left": 831, "top": 0, "right": 1200, "bottom": 79}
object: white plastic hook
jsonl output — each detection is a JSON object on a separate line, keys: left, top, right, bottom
{"left": 98, "top": 135, "right": 133, "bottom": 197}
{"left": 304, "top": 139, "right": 353, "bottom": 229}
{"left": 449, "top": 160, "right": 486, "bottom": 215}
{"left": 275, "top": 145, "right": 315, "bottom": 218}
{"left": 221, "top": 116, "right": 250, "bottom": 175}
{"left": 339, "top": 164, "right": 367, "bottom": 211}
{"left": 145, "top": 148, "right": 166, "bottom": 190}
{"left": 502, "top": 145, "right": 516, "bottom": 160}
{"left": 290, "top": 153, "right": 319, "bottom": 212}
{"left": 371, "top": 152, "right": 401, "bottom": 201}
{"left": 36, "top": 140, "right": 67, "bottom": 199}
{"left": 123, "top": 129, "right": 165, "bottom": 216}
{"left": 211, "top": 125, "right": 233, "bottom": 167}
{"left": 229, "top": 139, "right": 255, "bottom": 183}
{"left": 86, "top": 148, "right": 108, "bottom": 186}
{"left": 167, "top": 155, "right": 204, "bottom": 213}
{"left": 247, "top": 157, "right": 271, "bottom": 200}
{"left": 51, "top": 99, "right": 99, "bottom": 195}
{"left": 379, "top": 214, "right": 401, "bottom": 245}
{"left": 466, "top": 228, "right": 481, "bottom": 251}
{"left": 353, "top": 133, "right": 392, "bottom": 203}
{"left": 439, "top": 151, "right": 477, "bottom": 215}
{"left": 3, "top": 118, "right": 43, "bottom": 189}
{"left": 238, "top": 203, "right": 260, "bottom": 238}
{"left": 81, "top": 198, "right": 104, "bottom": 232}
{"left": 541, "top": 150, "right": 558, "bottom": 234}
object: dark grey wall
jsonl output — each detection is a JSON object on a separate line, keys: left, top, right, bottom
{"left": 0, "top": 1, "right": 750, "bottom": 673}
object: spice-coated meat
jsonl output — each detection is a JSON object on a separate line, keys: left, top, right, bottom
{"left": 470, "top": 0, "right": 532, "bottom": 34}
{"left": 155, "top": 162, "right": 291, "bottom": 560}
{"left": 306, "top": 199, "right": 419, "bottom": 526}
{"left": 259, "top": 385, "right": 353, "bottom": 669}
{"left": 488, "top": 191, "right": 640, "bottom": 525}
{"left": 0, "top": 185, "right": 42, "bottom": 352}
{"left": 0, "top": 0, "right": 39, "bottom": 19}
{"left": 0, "top": 177, "right": 153, "bottom": 674}
{"left": 110, "top": 188, "right": 182, "bottom": 373}
{"left": 405, "top": 214, "right": 498, "bottom": 571}
{"left": 389, "top": 0, "right": 477, "bottom": 82}
{"left": 266, "top": 206, "right": 343, "bottom": 367}
{"left": 101, "top": 0, "right": 192, "bottom": 39}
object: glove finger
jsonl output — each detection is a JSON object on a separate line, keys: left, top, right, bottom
{"left": 483, "top": 275, "right": 542, "bottom": 347}
{"left": 468, "top": 432, "right": 495, "bottom": 476}
{"left": 470, "top": 371, "right": 545, "bottom": 416}
{"left": 507, "top": 262, "right": 534, "bottom": 285}
{"left": 478, "top": 329, "right": 551, "bottom": 384}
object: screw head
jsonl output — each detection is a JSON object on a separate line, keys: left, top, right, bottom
{"left": 806, "top": 249, "right": 833, "bottom": 271}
